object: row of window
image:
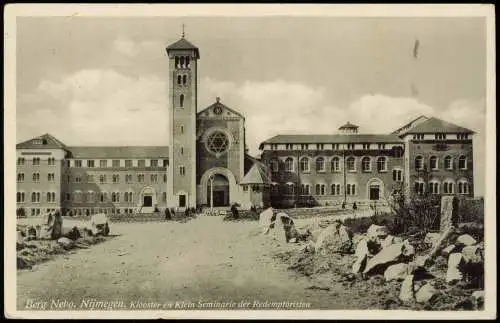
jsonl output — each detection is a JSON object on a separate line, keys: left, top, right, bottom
{"left": 413, "top": 180, "right": 471, "bottom": 195}
{"left": 174, "top": 55, "right": 191, "bottom": 69}
{"left": 17, "top": 192, "right": 57, "bottom": 203}
{"left": 23, "top": 208, "right": 139, "bottom": 217}
{"left": 17, "top": 157, "right": 56, "bottom": 166}
{"left": 412, "top": 133, "right": 470, "bottom": 140}
{"left": 414, "top": 155, "right": 468, "bottom": 171}
{"left": 17, "top": 157, "right": 169, "bottom": 168}
{"left": 66, "top": 173, "right": 167, "bottom": 184}
{"left": 17, "top": 173, "right": 56, "bottom": 182}
{"left": 268, "top": 144, "right": 403, "bottom": 154}
{"left": 269, "top": 183, "right": 358, "bottom": 196}
{"left": 176, "top": 74, "right": 189, "bottom": 85}
{"left": 269, "top": 156, "right": 390, "bottom": 173}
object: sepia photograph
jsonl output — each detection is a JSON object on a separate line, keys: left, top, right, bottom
{"left": 4, "top": 4, "right": 496, "bottom": 319}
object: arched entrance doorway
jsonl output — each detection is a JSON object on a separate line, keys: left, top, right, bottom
{"left": 207, "top": 174, "right": 230, "bottom": 207}
{"left": 366, "top": 178, "right": 384, "bottom": 201}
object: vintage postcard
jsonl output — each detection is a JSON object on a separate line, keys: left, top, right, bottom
{"left": 4, "top": 4, "right": 496, "bottom": 319}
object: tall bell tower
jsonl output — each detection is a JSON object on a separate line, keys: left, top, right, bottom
{"left": 166, "top": 29, "right": 200, "bottom": 208}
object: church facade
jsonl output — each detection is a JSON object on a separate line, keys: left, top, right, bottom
{"left": 15, "top": 36, "right": 475, "bottom": 217}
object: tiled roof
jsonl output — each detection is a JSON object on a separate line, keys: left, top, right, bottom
{"left": 166, "top": 37, "right": 200, "bottom": 58}
{"left": 66, "top": 146, "right": 169, "bottom": 159}
{"left": 339, "top": 121, "right": 359, "bottom": 129}
{"left": 16, "top": 133, "right": 68, "bottom": 150}
{"left": 391, "top": 115, "right": 429, "bottom": 135}
{"left": 240, "top": 162, "right": 271, "bottom": 185}
{"left": 402, "top": 117, "right": 474, "bottom": 134}
{"left": 259, "top": 134, "right": 403, "bottom": 148}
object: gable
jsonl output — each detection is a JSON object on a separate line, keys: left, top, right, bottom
{"left": 197, "top": 101, "right": 244, "bottom": 120}
{"left": 16, "top": 133, "right": 68, "bottom": 150}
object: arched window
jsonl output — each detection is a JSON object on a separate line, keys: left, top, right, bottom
{"left": 177, "top": 75, "right": 182, "bottom": 85}
{"left": 285, "top": 157, "right": 294, "bottom": 172}
{"left": 179, "top": 94, "right": 184, "bottom": 107}
{"left": 428, "top": 181, "right": 440, "bottom": 194}
{"left": 458, "top": 180, "right": 469, "bottom": 194}
{"left": 300, "top": 157, "right": 310, "bottom": 172}
{"left": 346, "top": 184, "right": 356, "bottom": 195}
{"left": 316, "top": 157, "right": 325, "bottom": 172}
{"left": 444, "top": 155, "right": 453, "bottom": 170}
{"left": 162, "top": 192, "right": 167, "bottom": 202}
{"left": 458, "top": 155, "right": 467, "bottom": 169}
{"left": 269, "top": 158, "right": 279, "bottom": 172}
{"left": 392, "top": 169, "right": 403, "bottom": 182}
{"left": 414, "top": 156, "right": 423, "bottom": 170}
{"left": 331, "top": 157, "right": 340, "bottom": 172}
{"left": 414, "top": 181, "right": 425, "bottom": 195}
{"left": 361, "top": 157, "right": 371, "bottom": 172}
{"left": 182, "top": 75, "right": 187, "bottom": 85}
{"left": 377, "top": 157, "right": 387, "bottom": 172}
{"left": 300, "top": 184, "right": 310, "bottom": 195}
{"left": 315, "top": 184, "right": 321, "bottom": 195}
{"left": 331, "top": 184, "right": 340, "bottom": 195}
{"left": 346, "top": 157, "right": 356, "bottom": 172}
{"left": 443, "top": 181, "right": 455, "bottom": 194}
{"left": 46, "top": 192, "right": 51, "bottom": 202}
{"left": 180, "top": 56, "right": 185, "bottom": 67}
{"left": 285, "top": 183, "right": 294, "bottom": 195}
{"left": 175, "top": 56, "right": 179, "bottom": 68}
{"left": 430, "top": 156, "right": 438, "bottom": 170}
{"left": 163, "top": 174, "right": 167, "bottom": 182}
{"left": 186, "top": 56, "right": 190, "bottom": 67}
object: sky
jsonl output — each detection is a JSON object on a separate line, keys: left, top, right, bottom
{"left": 16, "top": 16, "right": 487, "bottom": 196}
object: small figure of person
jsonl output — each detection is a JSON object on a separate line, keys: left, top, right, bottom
{"left": 230, "top": 203, "right": 239, "bottom": 219}
{"left": 342, "top": 201, "right": 346, "bottom": 209}
{"left": 352, "top": 202, "right": 358, "bottom": 211}
{"left": 170, "top": 208, "right": 176, "bottom": 219}
{"left": 164, "top": 208, "right": 171, "bottom": 220}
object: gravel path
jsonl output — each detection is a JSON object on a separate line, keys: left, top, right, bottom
{"left": 17, "top": 216, "right": 354, "bottom": 311}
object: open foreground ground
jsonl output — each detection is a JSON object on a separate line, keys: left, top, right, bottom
{"left": 17, "top": 215, "right": 354, "bottom": 311}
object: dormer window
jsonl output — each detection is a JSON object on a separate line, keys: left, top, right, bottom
{"left": 457, "top": 133, "right": 469, "bottom": 140}
{"left": 33, "top": 139, "right": 43, "bottom": 145}
{"left": 435, "top": 133, "right": 447, "bottom": 140}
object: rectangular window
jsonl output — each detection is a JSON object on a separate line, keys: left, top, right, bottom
{"left": 332, "top": 144, "right": 339, "bottom": 150}
{"left": 151, "top": 174, "right": 158, "bottom": 183}
{"left": 125, "top": 160, "right": 133, "bottom": 167}
{"left": 363, "top": 144, "right": 370, "bottom": 150}
{"left": 75, "top": 160, "right": 82, "bottom": 168}
{"left": 87, "top": 160, "right": 95, "bottom": 168}
{"left": 112, "top": 160, "right": 120, "bottom": 167}
{"left": 285, "top": 144, "right": 293, "bottom": 150}
{"left": 163, "top": 159, "right": 168, "bottom": 167}
{"left": 17, "top": 173, "right": 25, "bottom": 182}
{"left": 138, "top": 174, "right": 145, "bottom": 183}
{"left": 138, "top": 160, "right": 146, "bottom": 167}
{"left": 180, "top": 166, "right": 186, "bottom": 176}
{"left": 317, "top": 144, "right": 324, "bottom": 150}
{"left": 150, "top": 159, "right": 158, "bottom": 167}
{"left": 347, "top": 144, "right": 355, "bottom": 150}
{"left": 100, "top": 160, "right": 108, "bottom": 168}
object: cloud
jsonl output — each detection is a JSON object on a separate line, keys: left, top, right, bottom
{"left": 17, "top": 74, "right": 486, "bottom": 196}
{"left": 17, "top": 69, "right": 167, "bottom": 146}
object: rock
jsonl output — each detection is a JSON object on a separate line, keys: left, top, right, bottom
{"left": 393, "top": 237, "right": 403, "bottom": 244}
{"left": 471, "top": 290, "right": 485, "bottom": 308}
{"left": 355, "top": 239, "right": 370, "bottom": 258}
{"left": 289, "top": 238, "right": 297, "bottom": 243}
{"left": 384, "top": 263, "right": 409, "bottom": 281}
{"left": 259, "top": 208, "right": 275, "bottom": 234}
{"left": 25, "top": 226, "right": 37, "bottom": 240}
{"left": 442, "top": 244, "right": 457, "bottom": 257}
{"left": 461, "top": 245, "right": 483, "bottom": 264}
{"left": 415, "top": 283, "right": 438, "bottom": 303}
{"left": 352, "top": 253, "right": 368, "bottom": 274}
{"left": 456, "top": 234, "right": 477, "bottom": 246}
{"left": 381, "top": 235, "right": 395, "bottom": 248}
{"left": 89, "top": 213, "right": 110, "bottom": 236}
{"left": 352, "top": 233, "right": 366, "bottom": 247}
{"left": 399, "top": 275, "right": 415, "bottom": 303}
{"left": 424, "top": 232, "right": 441, "bottom": 246}
{"left": 363, "top": 242, "right": 409, "bottom": 275}
{"left": 366, "top": 224, "right": 389, "bottom": 240}
{"left": 402, "top": 240, "right": 415, "bottom": 257}
{"left": 64, "top": 226, "right": 82, "bottom": 241}
{"left": 300, "top": 240, "right": 316, "bottom": 253}
{"left": 17, "top": 257, "right": 32, "bottom": 269}
{"left": 316, "top": 222, "right": 352, "bottom": 254}
{"left": 446, "top": 253, "right": 464, "bottom": 283}
{"left": 57, "top": 237, "right": 75, "bottom": 249}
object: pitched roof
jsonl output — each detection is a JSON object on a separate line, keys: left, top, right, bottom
{"left": 16, "top": 133, "right": 68, "bottom": 150}
{"left": 339, "top": 121, "right": 359, "bottom": 129}
{"left": 166, "top": 37, "right": 200, "bottom": 58}
{"left": 240, "top": 162, "right": 271, "bottom": 185}
{"left": 402, "top": 117, "right": 475, "bottom": 134}
{"left": 259, "top": 134, "right": 403, "bottom": 149}
{"left": 391, "top": 115, "right": 429, "bottom": 135}
{"left": 197, "top": 99, "right": 245, "bottom": 119}
{"left": 66, "top": 146, "right": 169, "bottom": 159}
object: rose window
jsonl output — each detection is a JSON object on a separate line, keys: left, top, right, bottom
{"left": 206, "top": 131, "right": 230, "bottom": 155}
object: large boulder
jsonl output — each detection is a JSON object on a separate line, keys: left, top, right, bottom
{"left": 316, "top": 221, "right": 353, "bottom": 254}
{"left": 424, "top": 232, "right": 441, "bottom": 246}
{"left": 384, "top": 263, "right": 409, "bottom": 281}
{"left": 381, "top": 235, "right": 396, "bottom": 249}
{"left": 88, "top": 213, "right": 110, "bottom": 236}
{"left": 446, "top": 253, "right": 465, "bottom": 283}
{"left": 471, "top": 290, "right": 485, "bottom": 309}
{"left": 352, "top": 253, "right": 368, "bottom": 274}
{"left": 363, "top": 242, "right": 414, "bottom": 275}
{"left": 259, "top": 208, "right": 275, "bottom": 234}
{"left": 415, "top": 283, "right": 438, "bottom": 304}
{"left": 57, "top": 237, "right": 75, "bottom": 250}
{"left": 355, "top": 239, "right": 370, "bottom": 258}
{"left": 441, "top": 244, "right": 457, "bottom": 257}
{"left": 366, "top": 224, "right": 389, "bottom": 240}
{"left": 456, "top": 234, "right": 477, "bottom": 247}
{"left": 461, "top": 245, "right": 484, "bottom": 264}
{"left": 399, "top": 275, "right": 415, "bottom": 303}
